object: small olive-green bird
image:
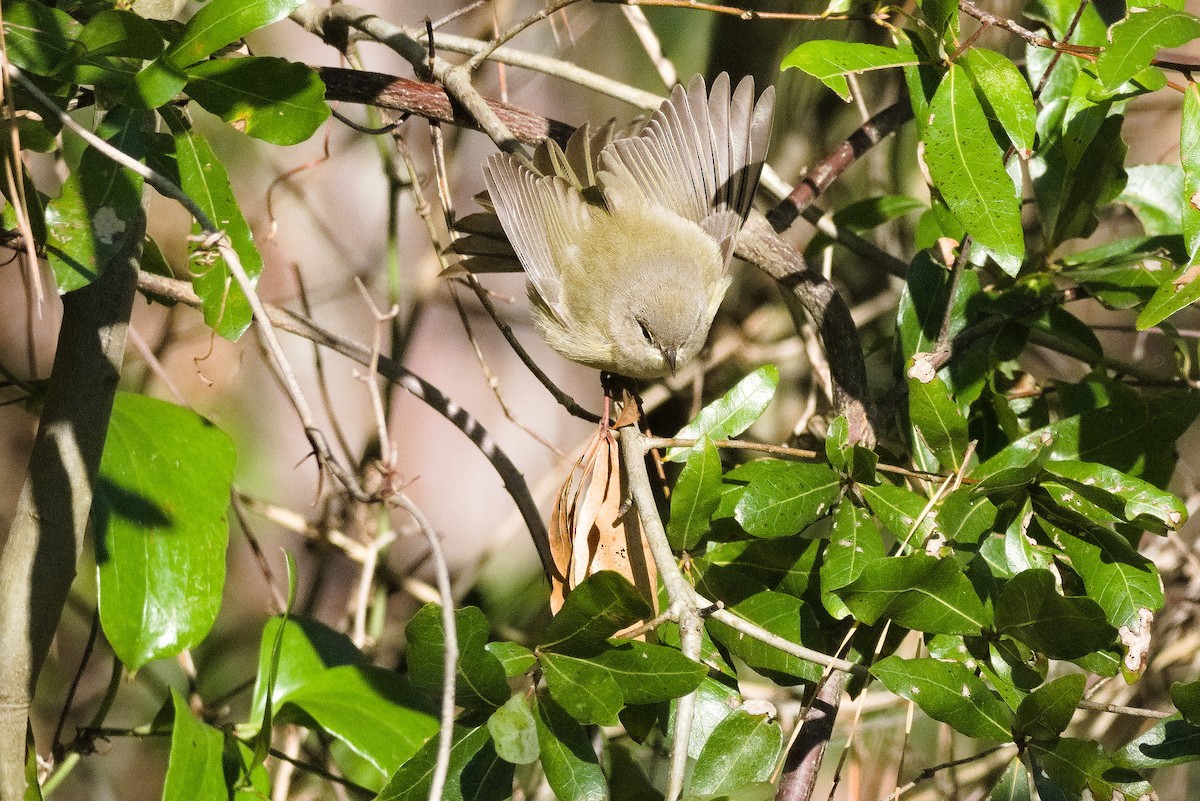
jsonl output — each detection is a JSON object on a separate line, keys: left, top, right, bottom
{"left": 456, "top": 73, "right": 774, "bottom": 379}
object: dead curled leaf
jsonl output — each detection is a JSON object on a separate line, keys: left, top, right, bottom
{"left": 548, "top": 401, "right": 657, "bottom": 618}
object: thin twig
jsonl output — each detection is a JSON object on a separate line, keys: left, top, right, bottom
{"left": 394, "top": 495, "right": 457, "bottom": 801}
{"left": 463, "top": 0, "right": 585, "bottom": 72}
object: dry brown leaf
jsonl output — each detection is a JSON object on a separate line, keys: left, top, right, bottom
{"left": 548, "top": 398, "right": 658, "bottom": 616}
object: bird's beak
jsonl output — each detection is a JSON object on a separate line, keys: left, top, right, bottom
{"left": 661, "top": 346, "right": 678, "bottom": 375}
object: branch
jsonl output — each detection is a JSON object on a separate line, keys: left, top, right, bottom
{"left": 775, "top": 672, "right": 846, "bottom": 801}
{"left": 0, "top": 209, "right": 145, "bottom": 801}
{"left": 134, "top": 273, "right": 555, "bottom": 579}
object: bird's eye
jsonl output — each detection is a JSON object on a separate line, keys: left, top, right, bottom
{"left": 636, "top": 318, "right": 653, "bottom": 343}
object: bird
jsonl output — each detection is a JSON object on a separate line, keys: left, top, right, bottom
{"left": 454, "top": 73, "right": 775, "bottom": 380}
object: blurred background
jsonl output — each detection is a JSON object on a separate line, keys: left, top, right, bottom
{"left": 3, "top": 0, "right": 1200, "bottom": 798}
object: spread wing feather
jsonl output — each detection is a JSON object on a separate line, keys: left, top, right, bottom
{"left": 597, "top": 73, "right": 774, "bottom": 250}
{"left": 483, "top": 153, "right": 588, "bottom": 318}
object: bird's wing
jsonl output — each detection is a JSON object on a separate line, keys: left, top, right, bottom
{"left": 483, "top": 153, "right": 587, "bottom": 319}
{"left": 597, "top": 73, "right": 775, "bottom": 230}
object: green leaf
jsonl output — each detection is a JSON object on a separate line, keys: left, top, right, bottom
{"left": 961, "top": 48, "right": 1037, "bottom": 154}
{"left": 164, "top": 108, "right": 263, "bottom": 340}
{"left": 1045, "top": 456, "right": 1186, "bottom": 530}
{"left": 1031, "top": 737, "right": 1152, "bottom": 801}
{"left": 406, "top": 604, "right": 510, "bottom": 709}
{"left": 74, "top": 10, "right": 163, "bottom": 61}
{"left": 1057, "top": 238, "right": 1178, "bottom": 310}
{"left": 819, "top": 502, "right": 886, "bottom": 618}
{"left": 667, "top": 437, "right": 723, "bottom": 550}
{"left": 539, "top": 571, "right": 653, "bottom": 653}
{"left": 47, "top": 108, "right": 148, "bottom": 292}
{"left": 988, "top": 758, "right": 1032, "bottom": 801}
{"left": 908, "top": 374, "right": 969, "bottom": 472}
{"left": 699, "top": 537, "right": 822, "bottom": 598}
{"left": 535, "top": 694, "right": 608, "bottom": 801}
{"left": 1172, "top": 679, "right": 1200, "bottom": 724}
{"left": 134, "top": 0, "right": 306, "bottom": 106}
{"left": 705, "top": 589, "right": 824, "bottom": 683}
{"left": 1183, "top": 83, "right": 1200, "bottom": 256}
{"left": 487, "top": 694, "right": 540, "bottom": 765}
{"left": 781, "top": 41, "right": 920, "bottom": 101}
{"left": 724, "top": 460, "right": 840, "bottom": 539}
{"left": 95, "top": 393, "right": 234, "bottom": 672}
{"left": 1096, "top": 6, "right": 1200, "bottom": 90}
{"left": 667, "top": 366, "right": 778, "bottom": 461}
{"left": 485, "top": 641, "right": 536, "bottom": 677}
{"left": 859, "top": 483, "right": 937, "bottom": 544}
{"left": 994, "top": 570, "right": 1117, "bottom": 660}
{"left": 376, "top": 721, "right": 509, "bottom": 801}
{"left": 276, "top": 665, "right": 438, "bottom": 778}
{"left": 935, "top": 489, "right": 998, "bottom": 544}
{"left": 681, "top": 677, "right": 741, "bottom": 759}
{"left": 688, "top": 710, "right": 783, "bottom": 796}
{"left": 805, "top": 195, "right": 925, "bottom": 257}
{"left": 185, "top": 57, "right": 330, "bottom": 145}
{"left": 1046, "top": 520, "right": 1163, "bottom": 633}
{"left": 1112, "top": 715, "right": 1200, "bottom": 769}
{"left": 838, "top": 554, "right": 990, "bottom": 636}
{"left": 540, "top": 652, "right": 625, "bottom": 726}
{"left": 871, "top": 656, "right": 1013, "bottom": 741}
{"left": 1118, "top": 165, "right": 1185, "bottom": 236}
{"left": 924, "top": 63, "right": 1024, "bottom": 274}
{"left": 162, "top": 689, "right": 229, "bottom": 801}
{"left": 1015, "top": 674, "right": 1086, "bottom": 740}
{"left": 1021, "top": 306, "right": 1103, "bottom": 366}
{"left": 590, "top": 640, "right": 706, "bottom": 703}
{"left": 2, "top": 0, "right": 81, "bottom": 77}
{"left": 248, "top": 615, "right": 362, "bottom": 724}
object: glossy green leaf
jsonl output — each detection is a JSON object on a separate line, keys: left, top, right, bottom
{"left": 1058, "top": 239, "right": 1178, "bottom": 310}
{"left": 988, "top": 758, "right": 1032, "bottom": 801}
{"left": 590, "top": 641, "right": 706, "bottom": 703}
{"left": 487, "top": 694, "right": 540, "bottom": 765}
{"left": 376, "top": 721, "right": 509, "bottom": 801}
{"left": 134, "top": 0, "right": 306, "bottom": 106}
{"left": 1048, "top": 521, "right": 1163, "bottom": 633}
{"left": 781, "top": 41, "right": 919, "bottom": 101}
{"left": 47, "top": 108, "right": 148, "bottom": 292}
{"left": 706, "top": 589, "right": 824, "bottom": 683}
{"left": 859, "top": 483, "right": 937, "bottom": 544}
{"left": 74, "top": 10, "right": 163, "bottom": 61}
{"left": 165, "top": 109, "right": 263, "bottom": 340}
{"left": 871, "top": 656, "right": 1012, "bottom": 741}
{"left": 908, "top": 374, "right": 969, "bottom": 472}
{"left": 485, "top": 641, "right": 536, "bottom": 677}
{"left": 1118, "top": 165, "right": 1184, "bottom": 236}
{"left": 689, "top": 710, "right": 783, "bottom": 796}
{"left": 683, "top": 678, "right": 741, "bottom": 759}
{"left": 535, "top": 694, "right": 608, "bottom": 801}
{"left": 667, "top": 437, "right": 723, "bottom": 550}
{"left": 248, "top": 615, "right": 362, "bottom": 723}
{"left": 2, "top": 1, "right": 80, "bottom": 77}
{"left": 1183, "top": 83, "right": 1200, "bottom": 256}
{"left": 1136, "top": 261, "right": 1200, "bottom": 329}
{"left": 1112, "top": 715, "right": 1200, "bottom": 769}
{"left": 935, "top": 489, "right": 997, "bottom": 544}
{"left": 805, "top": 195, "right": 925, "bottom": 257}
{"left": 277, "top": 665, "right": 438, "bottom": 778}
{"left": 406, "top": 604, "right": 509, "bottom": 709}
{"left": 1096, "top": 7, "right": 1200, "bottom": 90}
{"left": 185, "top": 57, "right": 330, "bottom": 145}
{"left": 994, "top": 570, "right": 1116, "bottom": 659}
{"left": 667, "top": 366, "right": 778, "bottom": 461}
{"left": 540, "top": 652, "right": 624, "bottom": 726}
{"left": 162, "top": 688, "right": 228, "bottom": 801}
{"left": 1172, "top": 679, "right": 1200, "bottom": 724}
{"left": 819, "top": 502, "right": 886, "bottom": 618}
{"left": 838, "top": 554, "right": 990, "bottom": 635}
{"left": 1015, "top": 674, "right": 1086, "bottom": 740}
{"left": 95, "top": 393, "right": 234, "bottom": 672}
{"left": 924, "top": 63, "right": 1023, "bottom": 274}
{"left": 1031, "top": 737, "right": 1152, "bottom": 801}
{"left": 699, "top": 536, "right": 822, "bottom": 599}
{"left": 922, "top": 0, "right": 958, "bottom": 39}
{"left": 961, "top": 48, "right": 1036, "bottom": 154}
{"left": 725, "top": 460, "right": 840, "bottom": 539}
{"left": 1022, "top": 306, "right": 1103, "bottom": 365}
{"left": 540, "top": 571, "right": 653, "bottom": 653}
